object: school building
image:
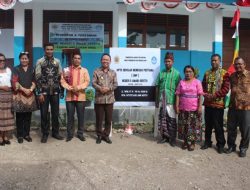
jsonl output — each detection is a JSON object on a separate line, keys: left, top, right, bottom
{"left": 0, "top": 0, "right": 250, "bottom": 78}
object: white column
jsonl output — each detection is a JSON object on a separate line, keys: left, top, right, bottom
{"left": 33, "top": 7, "right": 43, "bottom": 48}
{"left": 189, "top": 10, "right": 213, "bottom": 52}
{"left": 212, "top": 9, "right": 223, "bottom": 58}
{"left": 14, "top": 6, "right": 25, "bottom": 65}
{"left": 32, "top": 7, "right": 43, "bottom": 64}
{"left": 113, "top": 2, "right": 127, "bottom": 47}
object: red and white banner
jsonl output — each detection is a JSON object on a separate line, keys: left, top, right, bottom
{"left": 185, "top": 2, "right": 200, "bottom": 12}
{"left": 0, "top": 0, "right": 33, "bottom": 10}
{"left": 140, "top": 1, "right": 157, "bottom": 12}
{"left": 206, "top": 2, "right": 221, "bottom": 9}
{"left": 123, "top": 0, "right": 137, "bottom": 4}
{"left": 149, "top": 0, "right": 181, "bottom": 2}
{"left": 230, "top": 8, "right": 240, "bottom": 28}
{"left": 19, "top": 0, "right": 33, "bottom": 3}
{"left": 237, "top": 0, "right": 250, "bottom": 6}
{"left": 0, "top": 0, "right": 16, "bottom": 10}
{"left": 164, "top": 2, "right": 179, "bottom": 8}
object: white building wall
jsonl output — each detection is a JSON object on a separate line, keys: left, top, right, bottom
{"left": 0, "top": 29, "right": 14, "bottom": 58}
{"left": 16, "top": 1, "right": 250, "bottom": 52}
{"left": 113, "top": 3, "right": 127, "bottom": 47}
{"left": 189, "top": 9, "right": 214, "bottom": 52}
{"left": 33, "top": 7, "right": 43, "bottom": 48}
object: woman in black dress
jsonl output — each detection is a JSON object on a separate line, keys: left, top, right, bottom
{"left": 12, "top": 52, "right": 37, "bottom": 143}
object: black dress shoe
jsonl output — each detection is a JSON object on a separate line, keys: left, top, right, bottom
{"left": 66, "top": 137, "right": 73, "bottom": 142}
{"left": 105, "top": 138, "right": 112, "bottom": 144}
{"left": 157, "top": 138, "right": 169, "bottom": 144}
{"left": 200, "top": 143, "right": 212, "bottom": 150}
{"left": 77, "top": 135, "right": 86, "bottom": 142}
{"left": 52, "top": 134, "right": 64, "bottom": 140}
{"left": 96, "top": 137, "right": 102, "bottom": 144}
{"left": 41, "top": 135, "right": 48, "bottom": 143}
{"left": 0, "top": 141, "right": 5, "bottom": 146}
{"left": 18, "top": 137, "right": 23, "bottom": 144}
{"left": 225, "top": 147, "right": 236, "bottom": 154}
{"left": 24, "top": 136, "right": 32, "bottom": 142}
{"left": 4, "top": 139, "right": 11, "bottom": 145}
{"left": 102, "top": 137, "right": 112, "bottom": 144}
{"left": 239, "top": 149, "right": 247, "bottom": 157}
{"left": 217, "top": 147, "right": 224, "bottom": 154}
{"left": 169, "top": 140, "right": 176, "bottom": 147}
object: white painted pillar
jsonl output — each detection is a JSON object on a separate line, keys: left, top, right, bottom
{"left": 14, "top": 5, "right": 25, "bottom": 65}
{"left": 32, "top": 7, "right": 43, "bottom": 63}
{"left": 212, "top": 9, "right": 223, "bottom": 59}
{"left": 189, "top": 10, "right": 213, "bottom": 52}
{"left": 113, "top": 2, "right": 127, "bottom": 47}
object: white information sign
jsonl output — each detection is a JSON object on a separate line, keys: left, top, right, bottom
{"left": 110, "top": 48, "right": 160, "bottom": 106}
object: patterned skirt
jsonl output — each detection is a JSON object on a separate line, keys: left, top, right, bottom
{"left": 178, "top": 111, "right": 202, "bottom": 143}
{"left": 0, "top": 91, "right": 15, "bottom": 132}
{"left": 158, "top": 106, "right": 177, "bottom": 139}
{"left": 12, "top": 92, "right": 38, "bottom": 112}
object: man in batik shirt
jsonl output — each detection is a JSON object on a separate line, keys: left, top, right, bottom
{"left": 92, "top": 53, "right": 118, "bottom": 144}
{"left": 226, "top": 57, "right": 250, "bottom": 157}
{"left": 35, "top": 43, "right": 64, "bottom": 143}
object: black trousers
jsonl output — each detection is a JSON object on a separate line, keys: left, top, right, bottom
{"left": 227, "top": 109, "right": 250, "bottom": 150}
{"left": 16, "top": 112, "right": 32, "bottom": 138}
{"left": 40, "top": 94, "right": 60, "bottom": 136}
{"left": 204, "top": 107, "right": 226, "bottom": 148}
{"left": 66, "top": 101, "right": 85, "bottom": 138}
{"left": 94, "top": 104, "right": 113, "bottom": 138}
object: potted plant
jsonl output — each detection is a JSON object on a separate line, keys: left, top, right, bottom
{"left": 85, "top": 87, "right": 95, "bottom": 107}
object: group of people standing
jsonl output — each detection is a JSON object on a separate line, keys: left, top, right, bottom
{"left": 0, "top": 45, "right": 249, "bottom": 158}
{"left": 0, "top": 43, "right": 117, "bottom": 146}
{"left": 156, "top": 52, "right": 250, "bottom": 157}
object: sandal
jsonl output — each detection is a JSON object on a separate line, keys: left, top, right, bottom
{"left": 24, "top": 136, "right": 32, "bottom": 142}
{"left": 4, "top": 139, "right": 10, "bottom": 145}
{"left": 188, "top": 143, "right": 195, "bottom": 151}
{"left": 182, "top": 142, "right": 188, "bottom": 150}
{"left": 0, "top": 138, "right": 4, "bottom": 146}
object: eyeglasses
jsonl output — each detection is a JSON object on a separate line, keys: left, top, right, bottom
{"left": 0, "top": 60, "right": 5, "bottom": 63}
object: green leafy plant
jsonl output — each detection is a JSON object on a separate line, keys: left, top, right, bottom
{"left": 194, "top": 67, "right": 200, "bottom": 78}
{"left": 85, "top": 87, "right": 95, "bottom": 101}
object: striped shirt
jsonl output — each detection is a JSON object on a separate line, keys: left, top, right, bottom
{"left": 155, "top": 67, "right": 181, "bottom": 105}
{"left": 61, "top": 65, "right": 90, "bottom": 102}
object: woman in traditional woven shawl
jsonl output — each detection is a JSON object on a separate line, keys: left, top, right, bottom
{"left": 0, "top": 53, "right": 14, "bottom": 146}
